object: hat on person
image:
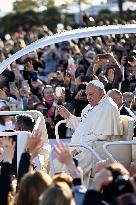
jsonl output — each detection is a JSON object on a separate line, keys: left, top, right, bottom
{"left": 89, "top": 80, "right": 104, "bottom": 90}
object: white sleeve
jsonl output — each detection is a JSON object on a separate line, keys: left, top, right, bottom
{"left": 66, "top": 114, "right": 81, "bottom": 130}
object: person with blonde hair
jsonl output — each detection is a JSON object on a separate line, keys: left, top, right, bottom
{"left": 52, "top": 172, "right": 73, "bottom": 188}
{"left": 16, "top": 171, "right": 52, "bottom": 205}
{"left": 40, "top": 182, "right": 75, "bottom": 205}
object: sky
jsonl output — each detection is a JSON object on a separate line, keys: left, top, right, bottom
{"left": 0, "top": 0, "right": 15, "bottom": 12}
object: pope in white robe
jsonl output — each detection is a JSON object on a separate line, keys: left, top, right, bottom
{"left": 58, "top": 80, "right": 123, "bottom": 186}
{"left": 66, "top": 96, "right": 122, "bottom": 143}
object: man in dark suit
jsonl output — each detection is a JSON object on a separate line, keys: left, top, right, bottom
{"left": 107, "top": 89, "right": 136, "bottom": 136}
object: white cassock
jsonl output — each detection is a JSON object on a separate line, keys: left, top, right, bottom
{"left": 66, "top": 95, "right": 123, "bottom": 186}
{"left": 67, "top": 96, "right": 123, "bottom": 143}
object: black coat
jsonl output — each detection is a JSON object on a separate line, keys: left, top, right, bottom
{"left": 0, "top": 152, "right": 31, "bottom": 205}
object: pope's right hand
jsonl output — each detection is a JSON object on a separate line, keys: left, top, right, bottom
{"left": 57, "top": 105, "right": 71, "bottom": 119}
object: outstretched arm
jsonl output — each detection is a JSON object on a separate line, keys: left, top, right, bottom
{"left": 58, "top": 105, "right": 80, "bottom": 130}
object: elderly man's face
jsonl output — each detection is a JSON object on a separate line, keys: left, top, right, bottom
{"left": 107, "top": 91, "right": 123, "bottom": 108}
{"left": 86, "top": 84, "right": 104, "bottom": 107}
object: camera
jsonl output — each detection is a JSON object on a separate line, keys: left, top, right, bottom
{"left": 42, "top": 108, "right": 48, "bottom": 117}
{"left": 103, "top": 175, "right": 134, "bottom": 202}
{"left": 55, "top": 87, "right": 65, "bottom": 98}
{"left": 126, "top": 56, "right": 135, "bottom": 62}
{"left": 80, "top": 90, "right": 86, "bottom": 97}
{"left": 112, "top": 175, "right": 134, "bottom": 195}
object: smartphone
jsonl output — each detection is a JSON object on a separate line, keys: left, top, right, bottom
{"left": 22, "top": 80, "right": 29, "bottom": 88}
{"left": 9, "top": 104, "right": 16, "bottom": 111}
{"left": 68, "top": 57, "right": 75, "bottom": 67}
{"left": 42, "top": 108, "right": 48, "bottom": 117}
{"left": 9, "top": 82, "right": 17, "bottom": 92}
{"left": 31, "top": 71, "right": 38, "bottom": 81}
{"left": 18, "top": 65, "right": 24, "bottom": 71}
{"left": 80, "top": 90, "right": 86, "bottom": 97}
{"left": 98, "top": 54, "right": 109, "bottom": 59}
{"left": 73, "top": 158, "right": 78, "bottom": 167}
{"left": 28, "top": 52, "right": 36, "bottom": 59}
{"left": 55, "top": 87, "right": 65, "bottom": 98}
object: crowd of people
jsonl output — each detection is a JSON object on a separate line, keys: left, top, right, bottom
{"left": 0, "top": 23, "right": 135, "bottom": 138}
{"left": 1, "top": 136, "right": 136, "bottom": 205}
{"left": 0, "top": 18, "right": 136, "bottom": 205}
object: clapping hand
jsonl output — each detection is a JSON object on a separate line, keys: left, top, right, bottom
{"left": 54, "top": 143, "right": 73, "bottom": 166}
{"left": 2, "top": 137, "right": 16, "bottom": 164}
{"left": 25, "top": 129, "right": 44, "bottom": 159}
{"left": 57, "top": 105, "right": 71, "bottom": 119}
{"left": 95, "top": 159, "right": 110, "bottom": 173}
{"left": 54, "top": 143, "right": 83, "bottom": 181}
{"left": 93, "top": 169, "right": 113, "bottom": 191}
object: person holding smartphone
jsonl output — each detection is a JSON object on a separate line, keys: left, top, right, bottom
{"left": 42, "top": 85, "right": 58, "bottom": 138}
{"left": 30, "top": 72, "right": 43, "bottom": 101}
{"left": 0, "top": 78, "right": 22, "bottom": 111}
{"left": 72, "top": 83, "right": 88, "bottom": 117}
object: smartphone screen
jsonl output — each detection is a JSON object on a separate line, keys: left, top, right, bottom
{"left": 18, "top": 65, "right": 24, "bottom": 71}
{"left": 31, "top": 71, "right": 38, "bottom": 81}
{"left": 73, "top": 158, "right": 78, "bottom": 167}
{"left": 55, "top": 87, "right": 65, "bottom": 97}
{"left": 9, "top": 104, "right": 16, "bottom": 111}
{"left": 22, "top": 80, "right": 29, "bottom": 88}
{"left": 98, "top": 54, "right": 109, "bottom": 59}
{"left": 9, "top": 82, "right": 17, "bottom": 92}
{"left": 68, "top": 57, "right": 75, "bottom": 67}
{"left": 42, "top": 108, "right": 48, "bottom": 117}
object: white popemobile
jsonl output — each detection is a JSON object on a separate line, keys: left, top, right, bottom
{"left": 0, "top": 25, "right": 135, "bottom": 186}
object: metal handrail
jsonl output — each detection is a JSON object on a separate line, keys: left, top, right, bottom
{"left": 55, "top": 119, "right": 66, "bottom": 142}
{"left": 0, "top": 110, "right": 48, "bottom": 142}
{"left": 49, "top": 143, "right": 102, "bottom": 176}
{"left": 103, "top": 140, "right": 136, "bottom": 163}
{"left": 0, "top": 110, "right": 42, "bottom": 116}
{"left": 0, "top": 131, "right": 30, "bottom": 136}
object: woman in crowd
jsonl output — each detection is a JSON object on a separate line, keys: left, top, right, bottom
{"left": 40, "top": 182, "right": 75, "bottom": 205}
{"left": 16, "top": 171, "right": 52, "bottom": 205}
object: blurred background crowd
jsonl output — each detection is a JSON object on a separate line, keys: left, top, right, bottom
{"left": 0, "top": 1, "right": 136, "bottom": 205}
{"left": 0, "top": 20, "right": 135, "bottom": 138}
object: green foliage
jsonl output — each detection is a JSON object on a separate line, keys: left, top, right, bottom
{"left": 42, "top": 7, "right": 61, "bottom": 31}
{"left": 0, "top": 8, "right": 60, "bottom": 33}
{"left": 95, "top": 9, "right": 121, "bottom": 24}
{"left": 13, "top": 0, "right": 38, "bottom": 13}
{"left": 0, "top": 11, "right": 41, "bottom": 32}
{"left": 13, "top": 0, "right": 56, "bottom": 13}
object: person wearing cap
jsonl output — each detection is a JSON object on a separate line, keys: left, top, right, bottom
{"left": 58, "top": 80, "right": 122, "bottom": 142}
{"left": 58, "top": 80, "right": 123, "bottom": 186}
